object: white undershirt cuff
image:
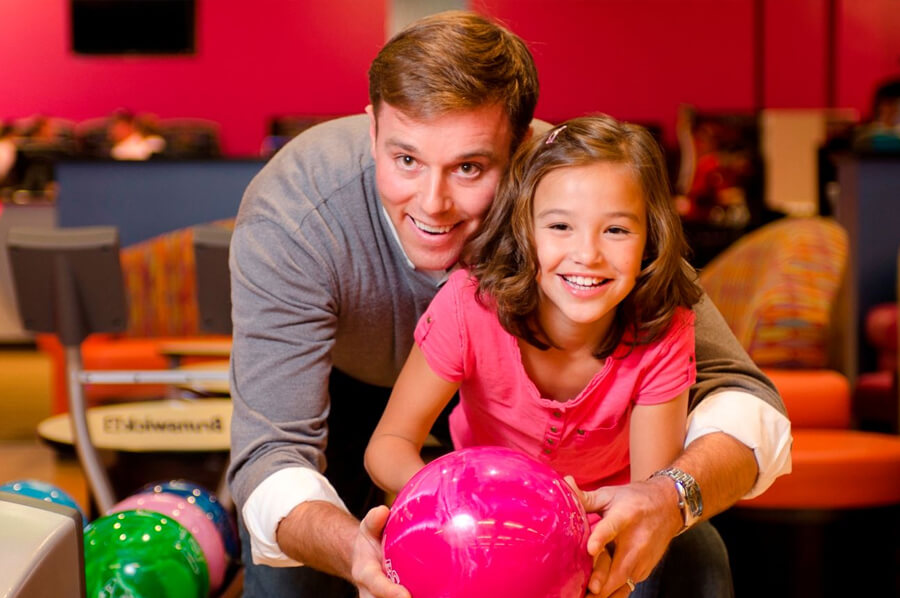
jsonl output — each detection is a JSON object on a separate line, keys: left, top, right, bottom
{"left": 242, "top": 467, "right": 349, "bottom": 567}
{"left": 686, "top": 390, "right": 793, "bottom": 499}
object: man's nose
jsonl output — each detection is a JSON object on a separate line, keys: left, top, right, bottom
{"left": 419, "top": 172, "right": 452, "bottom": 214}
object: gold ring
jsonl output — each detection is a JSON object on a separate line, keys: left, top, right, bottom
{"left": 626, "top": 577, "right": 636, "bottom": 592}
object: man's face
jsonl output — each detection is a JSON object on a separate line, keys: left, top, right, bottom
{"left": 367, "top": 102, "right": 514, "bottom": 271}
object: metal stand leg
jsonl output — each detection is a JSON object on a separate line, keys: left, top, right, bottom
{"left": 64, "top": 346, "right": 116, "bottom": 514}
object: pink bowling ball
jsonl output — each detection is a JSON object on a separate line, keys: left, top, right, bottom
{"left": 109, "top": 492, "right": 226, "bottom": 594}
{"left": 382, "top": 446, "right": 592, "bottom": 598}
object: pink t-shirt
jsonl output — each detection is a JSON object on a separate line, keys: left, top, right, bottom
{"left": 415, "top": 269, "right": 696, "bottom": 490}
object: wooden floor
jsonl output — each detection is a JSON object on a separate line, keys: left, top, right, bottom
{"left": 0, "top": 438, "right": 90, "bottom": 514}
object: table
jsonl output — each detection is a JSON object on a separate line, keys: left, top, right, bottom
{"left": 37, "top": 398, "right": 232, "bottom": 452}
{"left": 177, "top": 360, "right": 230, "bottom": 396}
{"left": 157, "top": 337, "right": 232, "bottom": 366}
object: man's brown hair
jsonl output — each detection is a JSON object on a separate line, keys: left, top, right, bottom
{"left": 368, "top": 10, "right": 539, "bottom": 149}
{"left": 464, "top": 114, "right": 702, "bottom": 358}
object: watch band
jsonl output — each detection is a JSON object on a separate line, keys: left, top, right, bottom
{"left": 650, "top": 467, "right": 703, "bottom": 535}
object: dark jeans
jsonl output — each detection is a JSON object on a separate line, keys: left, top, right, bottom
{"left": 633, "top": 521, "right": 735, "bottom": 598}
{"left": 240, "top": 370, "right": 734, "bottom": 598}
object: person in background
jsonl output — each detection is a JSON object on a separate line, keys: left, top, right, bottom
{"left": 0, "top": 122, "right": 18, "bottom": 191}
{"left": 853, "top": 77, "right": 900, "bottom": 152}
{"left": 366, "top": 115, "right": 705, "bottom": 596}
{"left": 109, "top": 110, "right": 166, "bottom": 160}
{"left": 227, "top": 10, "right": 791, "bottom": 598}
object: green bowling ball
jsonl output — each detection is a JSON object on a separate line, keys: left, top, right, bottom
{"left": 84, "top": 509, "right": 210, "bottom": 598}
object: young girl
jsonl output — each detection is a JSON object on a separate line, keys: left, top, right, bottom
{"left": 365, "top": 113, "right": 702, "bottom": 523}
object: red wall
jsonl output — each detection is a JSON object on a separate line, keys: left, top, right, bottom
{"left": 0, "top": 0, "right": 386, "bottom": 156}
{"left": 1, "top": 0, "right": 897, "bottom": 155}
{"left": 476, "top": 0, "right": 757, "bottom": 139}
{"left": 476, "top": 0, "right": 900, "bottom": 145}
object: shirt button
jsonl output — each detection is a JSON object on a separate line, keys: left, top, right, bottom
{"left": 552, "top": 410, "right": 562, "bottom": 418}
{"left": 542, "top": 448, "right": 552, "bottom": 455}
{"left": 550, "top": 426, "right": 558, "bottom": 433}
{"left": 546, "top": 438, "right": 554, "bottom": 445}
{"left": 426, "top": 316, "right": 433, "bottom": 323}
{"left": 577, "top": 429, "right": 585, "bottom": 435}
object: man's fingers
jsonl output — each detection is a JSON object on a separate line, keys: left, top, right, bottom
{"left": 587, "top": 547, "right": 612, "bottom": 595}
{"left": 587, "top": 512, "right": 621, "bottom": 556}
{"left": 580, "top": 486, "right": 615, "bottom": 513}
{"left": 361, "top": 505, "right": 391, "bottom": 537}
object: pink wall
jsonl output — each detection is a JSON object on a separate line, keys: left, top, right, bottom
{"left": 476, "top": 0, "right": 756, "bottom": 143}
{"left": 0, "top": 0, "right": 386, "bottom": 156}
{"left": 763, "top": 0, "right": 828, "bottom": 108}
{"left": 1, "top": 0, "right": 897, "bottom": 155}
{"left": 476, "top": 0, "right": 900, "bottom": 144}
{"left": 836, "top": 0, "right": 900, "bottom": 119}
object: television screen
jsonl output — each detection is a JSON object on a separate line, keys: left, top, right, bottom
{"left": 71, "top": 0, "right": 195, "bottom": 55}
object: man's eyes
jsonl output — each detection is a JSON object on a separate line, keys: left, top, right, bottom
{"left": 456, "top": 162, "right": 483, "bottom": 178}
{"left": 395, "top": 155, "right": 418, "bottom": 169}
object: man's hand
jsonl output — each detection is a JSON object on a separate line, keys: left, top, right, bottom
{"left": 350, "top": 506, "right": 411, "bottom": 598}
{"left": 571, "top": 478, "right": 683, "bottom": 597}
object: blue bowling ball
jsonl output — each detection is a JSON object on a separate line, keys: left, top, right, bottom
{"left": 139, "top": 479, "right": 239, "bottom": 561}
{"left": 0, "top": 478, "right": 88, "bottom": 527}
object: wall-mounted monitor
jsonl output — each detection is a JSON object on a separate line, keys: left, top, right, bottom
{"left": 71, "top": 0, "right": 196, "bottom": 55}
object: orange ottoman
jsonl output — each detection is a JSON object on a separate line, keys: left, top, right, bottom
{"left": 740, "top": 429, "right": 900, "bottom": 509}
{"left": 762, "top": 368, "right": 851, "bottom": 428}
{"left": 715, "top": 369, "right": 900, "bottom": 597}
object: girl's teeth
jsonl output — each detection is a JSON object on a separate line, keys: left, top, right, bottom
{"left": 564, "top": 275, "right": 603, "bottom": 287}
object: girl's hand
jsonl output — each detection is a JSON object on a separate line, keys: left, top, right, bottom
{"left": 351, "top": 506, "right": 411, "bottom": 598}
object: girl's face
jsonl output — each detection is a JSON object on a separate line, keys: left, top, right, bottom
{"left": 532, "top": 162, "right": 647, "bottom": 342}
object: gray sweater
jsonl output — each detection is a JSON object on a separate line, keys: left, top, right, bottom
{"left": 227, "top": 115, "right": 784, "bottom": 510}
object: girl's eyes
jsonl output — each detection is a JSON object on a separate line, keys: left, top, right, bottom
{"left": 544, "top": 224, "right": 631, "bottom": 235}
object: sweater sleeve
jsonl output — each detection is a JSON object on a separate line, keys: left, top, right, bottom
{"left": 227, "top": 215, "right": 339, "bottom": 512}
{"left": 690, "top": 293, "right": 785, "bottom": 415}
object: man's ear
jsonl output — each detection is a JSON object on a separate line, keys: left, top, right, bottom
{"left": 365, "top": 104, "right": 377, "bottom": 158}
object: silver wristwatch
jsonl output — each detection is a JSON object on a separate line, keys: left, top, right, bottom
{"left": 651, "top": 467, "right": 703, "bottom": 535}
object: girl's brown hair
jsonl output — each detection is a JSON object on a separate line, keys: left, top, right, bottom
{"left": 463, "top": 114, "right": 702, "bottom": 358}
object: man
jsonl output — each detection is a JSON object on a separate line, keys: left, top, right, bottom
{"left": 228, "top": 10, "right": 791, "bottom": 598}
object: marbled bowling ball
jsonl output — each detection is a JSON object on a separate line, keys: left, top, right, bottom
{"left": 83, "top": 509, "right": 209, "bottom": 598}
{"left": 0, "top": 478, "right": 88, "bottom": 528}
{"left": 139, "top": 479, "right": 239, "bottom": 562}
{"left": 382, "top": 446, "right": 592, "bottom": 598}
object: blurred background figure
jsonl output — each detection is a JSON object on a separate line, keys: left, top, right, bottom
{"left": 0, "top": 121, "right": 17, "bottom": 192}
{"left": 109, "top": 110, "right": 166, "bottom": 160}
{"left": 853, "top": 77, "right": 900, "bottom": 151}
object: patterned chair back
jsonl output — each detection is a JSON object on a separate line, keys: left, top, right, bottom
{"left": 698, "top": 216, "right": 848, "bottom": 368}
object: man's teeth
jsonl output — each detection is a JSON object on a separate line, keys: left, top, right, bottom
{"left": 414, "top": 220, "right": 454, "bottom": 234}
{"left": 563, "top": 275, "right": 605, "bottom": 288}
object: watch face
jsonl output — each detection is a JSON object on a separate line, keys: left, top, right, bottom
{"left": 653, "top": 467, "right": 703, "bottom": 524}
